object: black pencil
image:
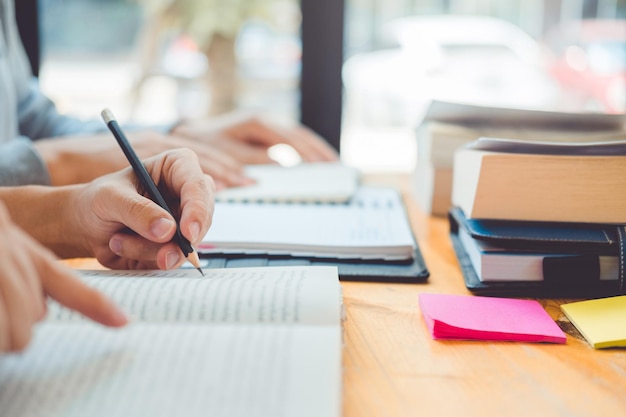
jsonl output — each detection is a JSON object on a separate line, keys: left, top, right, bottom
{"left": 101, "top": 108, "right": 204, "bottom": 276}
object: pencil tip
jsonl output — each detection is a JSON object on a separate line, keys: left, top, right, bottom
{"left": 187, "top": 250, "right": 204, "bottom": 276}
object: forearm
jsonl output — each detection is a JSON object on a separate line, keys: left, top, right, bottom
{"left": 0, "top": 185, "right": 90, "bottom": 258}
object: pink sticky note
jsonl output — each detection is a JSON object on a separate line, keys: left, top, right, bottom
{"left": 418, "top": 293, "right": 566, "bottom": 344}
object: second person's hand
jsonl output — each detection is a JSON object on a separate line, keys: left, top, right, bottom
{"left": 34, "top": 130, "right": 253, "bottom": 190}
{"left": 0, "top": 202, "right": 126, "bottom": 353}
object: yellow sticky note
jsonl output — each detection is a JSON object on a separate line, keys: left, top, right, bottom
{"left": 561, "top": 296, "right": 626, "bottom": 349}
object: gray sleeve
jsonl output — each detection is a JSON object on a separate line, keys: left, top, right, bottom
{"left": 18, "top": 78, "right": 174, "bottom": 139}
{"left": 0, "top": 137, "right": 50, "bottom": 186}
{"left": 18, "top": 79, "right": 108, "bottom": 140}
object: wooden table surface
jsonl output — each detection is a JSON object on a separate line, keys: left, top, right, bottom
{"left": 341, "top": 174, "right": 626, "bottom": 417}
{"left": 66, "top": 174, "right": 626, "bottom": 417}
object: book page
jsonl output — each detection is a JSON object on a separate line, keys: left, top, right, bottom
{"left": 0, "top": 322, "right": 342, "bottom": 417}
{"left": 469, "top": 137, "right": 626, "bottom": 155}
{"left": 203, "top": 186, "right": 416, "bottom": 260}
{"left": 423, "top": 99, "right": 626, "bottom": 130}
{"left": 215, "top": 162, "right": 360, "bottom": 203}
{"left": 48, "top": 266, "right": 341, "bottom": 326}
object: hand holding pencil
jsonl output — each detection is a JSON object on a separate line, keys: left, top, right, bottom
{"left": 35, "top": 109, "right": 215, "bottom": 272}
{"left": 101, "top": 109, "right": 211, "bottom": 274}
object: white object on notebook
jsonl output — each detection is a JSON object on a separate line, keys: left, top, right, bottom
{"left": 202, "top": 186, "right": 416, "bottom": 260}
{"left": 215, "top": 162, "right": 360, "bottom": 203}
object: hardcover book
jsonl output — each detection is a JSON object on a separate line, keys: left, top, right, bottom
{"left": 451, "top": 138, "right": 626, "bottom": 223}
{"left": 448, "top": 207, "right": 626, "bottom": 297}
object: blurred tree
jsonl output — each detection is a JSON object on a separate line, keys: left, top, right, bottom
{"left": 135, "top": 0, "right": 298, "bottom": 115}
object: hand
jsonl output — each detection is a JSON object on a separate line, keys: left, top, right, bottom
{"left": 1, "top": 149, "right": 214, "bottom": 270}
{"left": 0, "top": 202, "right": 126, "bottom": 353}
{"left": 34, "top": 130, "right": 252, "bottom": 190}
{"left": 64, "top": 148, "right": 214, "bottom": 270}
{"left": 64, "top": 149, "right": 214, "bottom": 269}
{"left": 171, "top": 112, "right": 339, "bottom": 165}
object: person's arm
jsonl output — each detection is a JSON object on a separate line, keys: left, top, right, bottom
{"left": 32, "top": 130, "right": 252, "bottom": 188}
{"left": 0, "top": 149, "right": 214, "bottom": 270}
{"left": 171, "top": 112, "right": 339, "bottom": 164}
{"left": 1, "top": 0, "right": 330, "bottom": 188}
{"left": 4, "top": 0, "right": 105, "bottom": 142}
{"left": 0, "top": 202, "right": 126, "bottom": 353}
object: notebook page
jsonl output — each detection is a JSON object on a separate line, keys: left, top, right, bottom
{"left": 48, "top": 266, "right": 341, "bottom": 326}
{"left": 0, "top": 323, "right": 341, "bottom": 417}
{"left": 203, "top": 186, "right": 416, "bottom": 259}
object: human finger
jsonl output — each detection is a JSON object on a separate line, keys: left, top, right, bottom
{"left": 235, "top": 118, "right": 336, "bottom": 162}
{"left": 213, "top": 136, "right": 277, "bottom": 165}
{"left": 167, "top": 136, "right": 254, "bottom": 187}
{"left": 285, "top": 124, "right": 339, "bottom": 162}
{"left": 0, "top": 222, "right": 46, "bottom": 351}
{"left": 0, "top": 268, "right": 37, "bottom": 352}
{"left": 89, "top": 178, "right": 178, "bottom": 244}
{"left": 39, "top": 260, "right": 127, "bottom": 328}
{"left": 109, "top": 233, "right": 185, "bottom": 270}
{"left": 143, "top": 150, "right": 215, "bottom": 246}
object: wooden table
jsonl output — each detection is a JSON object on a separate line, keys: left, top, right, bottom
{"left": 66, "top": 174, "right": 626, "bottom": 416}
{"left": 341, "top": 174, "right": 626, "bottom": 417}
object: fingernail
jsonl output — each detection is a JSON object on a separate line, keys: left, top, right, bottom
{"left": 165, "top": 250, "right": 182, "bottom": 270}
{"left": 109, "top": 237, "right": 122, "bottom": 255}
{"left": 151, "top": 218, "right": 176, "bottom": 239}
{"left": 189, "top": 222, "right": 201, "bottom": 242}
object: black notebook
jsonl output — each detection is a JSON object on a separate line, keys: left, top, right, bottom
{"left": 193, "top": 186, "right": 429, "bottom": 284}
{"left": 196, "top": 247, "right": 429, "bottom": 284}
{"left": 448, "top": 207, "right": 626, "bottom": 297}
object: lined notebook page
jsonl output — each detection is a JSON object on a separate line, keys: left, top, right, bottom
{"left": 202, "top": 186, "right": 416, "bottom": 260}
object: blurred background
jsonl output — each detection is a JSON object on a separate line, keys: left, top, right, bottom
{"left": 35, "top": 0, "right": 626, "bottom": 172}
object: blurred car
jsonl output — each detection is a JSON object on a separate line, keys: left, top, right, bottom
{"left": 342, "top": 15, "right": 561, "bottom": 127}
{"left": 543, "top": 19, "right": 626, "bottom": 113}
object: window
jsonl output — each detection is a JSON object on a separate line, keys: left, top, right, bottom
{"left": 38, "top": 0, "right": 303, "bottom": 126}
{"left": 27, "top": 0, "right": 626, "bottom": 172}
{"left": 341, "top": 0, "right": 626, "bottom": 171}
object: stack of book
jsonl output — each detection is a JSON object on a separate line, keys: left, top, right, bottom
{"left": 413, "top": 100, "right": 626, "bottom": 216}
{"left": 449, "top": 136, "right": 626, "bottom": 297}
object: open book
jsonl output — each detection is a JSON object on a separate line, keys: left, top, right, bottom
{"left": 202, "top": 186, "right": 416, "bottom": 260}
{"left": 0, "top": 266, "right": 343, "bottom": 417}
{"left": 423, "top": 99, "right": 626, "bottom": 130}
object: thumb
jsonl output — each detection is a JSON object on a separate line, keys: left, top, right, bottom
{"left": 97, "top": 188, "right": 177, "bottom": 243}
